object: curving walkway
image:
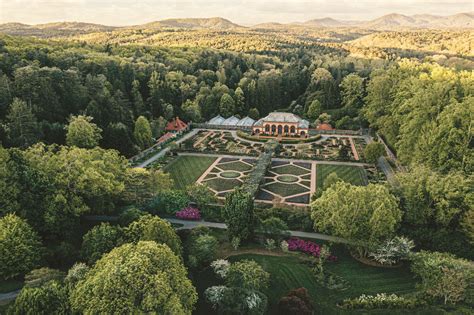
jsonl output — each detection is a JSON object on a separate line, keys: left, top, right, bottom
{"left": 0, "top": 289, "right": 20, "bottom": 304}
{"left": 165, "top": 218, "right": 350, "bottom": 244}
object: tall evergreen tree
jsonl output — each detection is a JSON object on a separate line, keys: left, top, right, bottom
{"left": 6, "top": 98, "right": 40, "bottom": 148}
{"left": 133, "top": 116, "right": 153, "bottom": 150}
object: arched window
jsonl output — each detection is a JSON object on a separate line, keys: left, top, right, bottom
{"left": 255, "top": 129, "right": 260, "bottom": 134}
{"left": 300, "top": 131, "right": 306, "bottom": 136}
{"left": 284, "top": 125, "right": 289, "bottom": 134}
{"left": 277, "top": 125, "right": 283, "bottom": 134}
{"left": 290, "top": 126, "right": 296, "bottom": 134}
{"left": 265, "top": 125, "right": 270, "bottom": 133}
{"left": 271, "top": 125, "right": 276, "bottom": 133}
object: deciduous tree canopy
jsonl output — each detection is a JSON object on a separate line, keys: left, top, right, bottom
{"left": 0, "top": 214, "right": 43, "bottom": 279}
{"left": 125, "top": 214, "right": 182, "bottom": 256}
{"left": 70, "top": 241, "right": 197, "bottom": 314}
{"left": 65, "top": 115, "right": 102, "bottom": 148}
{"left": 311, "top": 182, "right": 401, "bottom": 255}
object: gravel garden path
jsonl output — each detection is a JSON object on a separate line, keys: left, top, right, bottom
{"left": 166, "top": 218, "right": 350, "bottom": 244}
{"left": 136, "top": 129, "right": 199, "bottom": 168}
{"left": 0, "top": 290, "right": 20, "bottom": 304}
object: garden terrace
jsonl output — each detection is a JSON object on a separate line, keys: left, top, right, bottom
{"left": 236, "top": 130, "right": 322, "bottom": 144}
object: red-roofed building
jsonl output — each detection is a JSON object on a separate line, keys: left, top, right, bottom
{"left": 315, "top": 123, "right": 334, "bottom": 131}
{"left": 156, "top": 132, "right": 176, "bottom": 145}
{"left": 165, "top": 117, "right": 188, "bottom": 133}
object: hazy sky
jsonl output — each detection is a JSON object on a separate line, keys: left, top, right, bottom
{"left": 0, "top": 0, "right": 472, "bottom": 26}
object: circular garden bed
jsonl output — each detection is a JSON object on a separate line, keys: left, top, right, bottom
{"left": 350, "top": 252, "right": 403, "bottom": 268}
{"left": 220, "top": 171, "right": 241, "bottom": 178}
{"left": 276, "top": 175, "right": 299, "bottom": 183}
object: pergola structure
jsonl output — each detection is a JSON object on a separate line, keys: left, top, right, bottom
{"left": 252, "top": 112, "right": 309, "bottom": 137}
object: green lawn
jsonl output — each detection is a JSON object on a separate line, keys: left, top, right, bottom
{"left": 164, "top": 155, "right": 216, "bottom": 189}
{"left": 316, "top": 164, "right": 367, "bottom": 190}
{"left": 194, "top": 246, "right": 434, "bottom": 314}
{"left": 236, "top": 253, "right": 419, "bottom": 314}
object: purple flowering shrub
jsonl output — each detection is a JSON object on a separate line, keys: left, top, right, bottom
{"left": 175, "top": 207, "right": 201, "bottom": 220}
{"left": 287, "top": 238, "right": 337, "bottom": 261}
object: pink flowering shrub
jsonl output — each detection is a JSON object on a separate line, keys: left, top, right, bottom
{"left": 287, "top": 238, "right": 337, "bottom": 261}
{"left": 175, "top": 207, "right": 201, "bottom": 220}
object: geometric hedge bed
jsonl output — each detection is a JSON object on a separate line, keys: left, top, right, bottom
{"left": 197, "top": 157, "right": 256, "bottom": 198}
{"left": 255, "top": 160, "right": 315, "bottom": 206}
{"left": 175, "top": 154, "right": 369, "bottom": 207}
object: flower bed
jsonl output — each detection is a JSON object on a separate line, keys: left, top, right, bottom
{"left": 287, "top": 238, "right": 337, "bottom": 261}
{"left": 175, "top": 207, "right": 201, "bottom": 220}
{"left": 340, "top": 293, "right": 423, "bottom": 310}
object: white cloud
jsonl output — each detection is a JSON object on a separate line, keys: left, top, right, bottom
{"left": 0, "top": 0, "right": 471, "bottom": 25}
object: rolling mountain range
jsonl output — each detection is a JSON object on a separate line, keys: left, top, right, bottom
{"left": 0, "top": 22, "right": 117, "bottom": 37}
{"left": 133, "top": 17, "right": 241, "bottom": 30}
{"left": 358, "top": 12, "right": 474, "bottom": 29}
{"left": 0, "top": 13, "right": 472, "bottom": 37}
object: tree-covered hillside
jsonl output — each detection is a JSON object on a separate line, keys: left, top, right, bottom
{"left": 0, "top": 14, "right": 473, "bottom": 314}
{"left": 0, "top": 34, "right": 380, "bottom": 156}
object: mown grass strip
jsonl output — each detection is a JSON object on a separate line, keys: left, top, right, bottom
{"left": 164, "top": 155, "right": 217, "bottom": 189}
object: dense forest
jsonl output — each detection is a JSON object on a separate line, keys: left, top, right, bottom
{"left": 349, "top": 30, "right": 473, "bottom": 57}
{"left": 364, "top": 60, "right": 473, "bottom": 257}
{"left": 0, "top": 15, "right": 473, "bottom": 314}
{"left": 0, "top": 34, "right": 384, "bottom": 156}
{"left": 0, "top": 28, "right": 472, "bottom": 258}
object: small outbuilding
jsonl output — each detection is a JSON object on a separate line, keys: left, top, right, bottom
{"left": 315, "top": 123, "right": 334, "bottom": 131}
{"left": 165, "top": 117, "right": 188, "bottom": 133}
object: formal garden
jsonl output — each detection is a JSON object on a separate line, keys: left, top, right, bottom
{"left": 182, "top": 130, "right": 265, "bottom": 156}
{"left": 275, "top": 137, "right": 361, "bottom": 162}
{"left": 180, "top": 130, "right": 368, "bottom": 163}
{"left": 158, "top": 152, "right": 377, "bottom": 206}
{"left": 159, "top": 142, "right": 383, "bottom": 206}
{"left": 149, "top": 127, "right": 379, "bottom": 207}
{"left": 256, "top": 160, "right": 313, "bottom": 205}
{"left": 198, "top": 157, "right": 256, "bottom": 197}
